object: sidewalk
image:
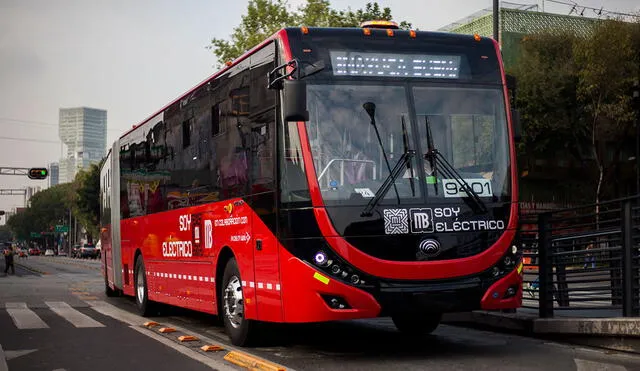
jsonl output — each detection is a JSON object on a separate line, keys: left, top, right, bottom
{"left": 443, "top": 308, "right": 640, "bottom": 354}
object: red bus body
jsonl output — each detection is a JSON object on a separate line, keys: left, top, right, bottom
{"left": 100, "top": 26, "right": 522, "bottom": 344}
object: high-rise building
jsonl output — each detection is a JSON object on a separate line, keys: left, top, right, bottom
{"left": 25, "top": 186, "right": 41, "bottom": 206}
{"left": 48, "top": 162, "right": 59, "bottom": 187}
{"left": 58, "top": 107, "right": 107, "bottom": 183}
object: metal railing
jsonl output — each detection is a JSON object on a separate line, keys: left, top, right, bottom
{"left": 519, "top": 196, "right": 640, "bottom": 318}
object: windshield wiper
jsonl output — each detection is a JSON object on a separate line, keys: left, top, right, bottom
{"left": 424, "top": 116, "right": 487, "bottom": 214}
{"left": 363, "top": 102, "right": 400, "bottom": 204}
{"left": 361, "top": 150, "right": 416, "bottom": 217}
{"left": 401, "top": 115, "right": 416, "bottom": 197}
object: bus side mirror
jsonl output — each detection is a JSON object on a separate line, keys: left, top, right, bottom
{"left": 283, "top": 79, "right": 309, "bottom": 122}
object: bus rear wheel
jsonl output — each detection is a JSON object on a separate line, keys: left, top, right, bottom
{"left": 221, "top": 257, "right": 257, "bottom": 346}
{"left": 134, "top": 256, "right": 155, "bottom": 316}
{"left": 392, "top": 313, "right": 442, "bottom": 335}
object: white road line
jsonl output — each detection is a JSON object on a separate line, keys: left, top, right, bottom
{"left": 87, "top": 300, "right": 237, "bottom": 371}
{"left": 45, "top": 302, "right": 105, "bottom": 328}
{"left": 87, "top": 300, "right": 294, "bottom": 371}
{"left": 5, "top": 303, "right": 49, "bottom": 329}
{"left": 575, "top": 358, "right": 627, "bottom": 371}
{"left": 128, "top": 326, "right": 235, "bottom": 371}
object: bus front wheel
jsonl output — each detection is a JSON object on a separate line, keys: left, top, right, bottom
{"left": 392, "top": 313, "right": 442, "bottom": 335}
{"left": 221, "top": 257, "right": 257, "bottom": 346}
{"left": 134, "top": 256, "right": 155, "bottom": 316}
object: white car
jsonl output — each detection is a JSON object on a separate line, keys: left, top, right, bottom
{"left": 44, "top": 249, "right": 55, "bottom": 256}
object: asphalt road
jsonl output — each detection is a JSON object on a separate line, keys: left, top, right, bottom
{"left": 2, "top": 256, "right": 640, "bottom": 371}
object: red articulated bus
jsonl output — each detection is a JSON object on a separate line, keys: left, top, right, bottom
{"left": 100, "top": 21, "right": 523, "bottom": 346}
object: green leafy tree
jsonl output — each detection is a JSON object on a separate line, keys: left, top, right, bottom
{"left": 7, "top": 183, "right": 75, "bottom": 242}
{"left": 210, "top": 0, "right": 411, "bottom": 65}
{"left": 72, "top": 161, "right": 102, "bottom": 243}
{"left": 511, "top": 19, "right": 640, "bottom": 204}
{"left": 209, "top": 0, "right": 295, "bottom": 66}
{"left": 7, "top": 211, "right": 31, "bottom": 241}
{"left": 0, "top": 223, "right": 15, "bottom": 242}
{"left": 574, "top": 19, "right": 640, "bottom": 205}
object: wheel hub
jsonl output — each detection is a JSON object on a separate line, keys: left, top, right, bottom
{"left": 223, "top": 276, "right": 244, "bottom": 328}
{"left": 136, "top": 267, "right": 145, "bottom": 304}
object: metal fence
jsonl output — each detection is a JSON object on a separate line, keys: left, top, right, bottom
{"left": 519, "top": 196, "right": 640, "bottom": 318}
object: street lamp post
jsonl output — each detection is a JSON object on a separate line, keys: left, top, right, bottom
{"left": 493, "top": 0, "right": 499, "bottom": 42}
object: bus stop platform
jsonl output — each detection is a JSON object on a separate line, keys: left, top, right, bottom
{"left": 442, "top": 309, "right": 640, "bottom": 354}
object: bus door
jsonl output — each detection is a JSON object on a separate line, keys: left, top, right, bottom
{"left": 248, "top": 117, "right": 282, "bottom": 322}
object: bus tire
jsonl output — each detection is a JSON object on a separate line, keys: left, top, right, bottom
{"left": 134, "top": 256, "right": 155, "bottom": 316}
{"left": 221, "top": 257, "right": 256, "bottom": 346}
{"left": 392, "top": 313, "right": 441, "bottom": 335}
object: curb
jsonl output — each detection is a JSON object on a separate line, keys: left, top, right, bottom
{"left": 443, "top": 311, "right": 640, "bottom": 354}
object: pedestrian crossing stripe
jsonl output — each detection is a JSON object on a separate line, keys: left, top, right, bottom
{"left": 4, "top": 302, "right": 105, "bottom": 329}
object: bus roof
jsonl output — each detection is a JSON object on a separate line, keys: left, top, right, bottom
{"left": 118, "top": 26, "right": 498, "bottom": 141}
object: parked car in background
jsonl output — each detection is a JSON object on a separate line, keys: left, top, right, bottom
{"left": 44, "top": 249, "right": 55, "bottom": 256}
{"left": 18, "top": 249, "right": 29, "bottom": 258}
{"left": 71, "top": 244, "right": 81, "bottom": 258}
{"left": 28, "top": 248, "right": 40, "bottom": 256}
{"left": 78, "top": 244, "right": 99, "bottom": 259}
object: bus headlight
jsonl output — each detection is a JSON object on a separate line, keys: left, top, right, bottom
{"left": 314, "top": 251, "right": 331, "bottom": 267}
{"left": 305, "top": 245, "right": 375, "bottom": 288}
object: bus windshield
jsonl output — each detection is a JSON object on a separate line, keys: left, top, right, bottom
{"left": 305, "top": 83, "right": 510, "bottom": 207}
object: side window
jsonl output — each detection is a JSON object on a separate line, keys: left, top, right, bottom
{"left": 212, "top": 104, "right": 221, "bottom": 137}
{"left": 248, "top": 43, "right": 276, "bottom": 193}
{"left": 215, "top": 60, "right": 251, "bottom": 199}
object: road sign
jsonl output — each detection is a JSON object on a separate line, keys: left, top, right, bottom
{"left": 55, "top": 225, "right": 69, "bottom": 233}
{"left": 30, "top": 232, "right": 41, "bottom": 238}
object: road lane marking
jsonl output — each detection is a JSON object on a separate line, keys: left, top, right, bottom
{"left": 87, "top": 300, "right": 294, "bottom": 371}
{"left": 128, "top": 326, "right": 237, "bottom": 371}
{"left": 5, "top": 303, "right": 49, "bottom": 329}
{"left": 575, "top": 358, "right": 627, "bottom": 371}
{"left": 4, "top": 349, "right": 38, "bottom": 360}
{"left": 45, "top": 302, "right": 105, "bottom": 328}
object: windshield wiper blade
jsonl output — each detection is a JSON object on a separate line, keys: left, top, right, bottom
{"left": 361, "top": 150, "right": 416, "bottom": 217}
{"left": 429, "top": 150, "right": 487, "bottom": 214}
{"left": 401, "top": 115, "right": 415, "bottom": 197}
{"left": 424, "top": 116, "right": 438, "bottom": 195}
{"left": 363, "top": 102, "right": 400, "bottom": 204}
{"left": 424, "top": 116, "right": 486, "bottom": 213}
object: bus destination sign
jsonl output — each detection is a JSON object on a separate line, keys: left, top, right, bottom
{"left": 330, "top": 51, "right": 461, "bottom": 79}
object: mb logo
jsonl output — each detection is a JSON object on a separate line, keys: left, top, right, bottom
{"left": 204, "top": 220, "right": 213, "bottom": 249}
{"left": 409, "top": 208, "right": 434, "bottom": 233}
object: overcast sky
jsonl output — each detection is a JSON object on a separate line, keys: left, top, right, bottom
{"left": 0, "top": 0, "right": 638, "bottom": 221}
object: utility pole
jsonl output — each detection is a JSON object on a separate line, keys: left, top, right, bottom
{"left": 493, "top": 0, "right": 499, "bottom": 42}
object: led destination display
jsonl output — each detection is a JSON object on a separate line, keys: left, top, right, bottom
{"left": 330, "top": 50, "right": 461, "bottom": 79}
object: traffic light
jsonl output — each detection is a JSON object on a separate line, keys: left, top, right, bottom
{"left": 28, "top": 168, "right": 48, "bottom": 180}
